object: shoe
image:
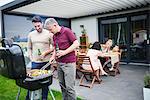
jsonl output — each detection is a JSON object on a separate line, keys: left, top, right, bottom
{"left": 101, "top": 72, "right": 108, "bottom": 76}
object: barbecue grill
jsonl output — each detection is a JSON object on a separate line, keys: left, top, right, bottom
{"left": 0, "top": 39, "right": 55, "bottom": 100}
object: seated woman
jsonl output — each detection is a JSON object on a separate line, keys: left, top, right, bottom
{"left": 100, "top": 39, "right": 113, "bottom": 68}
{"left": 82, "top": 41, "right": 108, "bottom": 78}
{"left": 101, "top": 39, "right": 113, "bottom": 53}
{"left": 109, "top": 45, "right": 120, "bottom": 71}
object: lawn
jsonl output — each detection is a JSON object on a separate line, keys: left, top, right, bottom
{"left": 0, "top": 75, "right": 82, "bottom": 100}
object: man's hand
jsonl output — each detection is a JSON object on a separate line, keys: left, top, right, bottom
{"left": 56, "top": 50, "right": 66, "bottom": 58}
{"left": 49, "top": 57, "right": 55, "bottom": 64}
{"left": 40, "top": 52, "right": 46, "bottom": 60}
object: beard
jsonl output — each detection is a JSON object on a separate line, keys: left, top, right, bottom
{"left": 37, "top": 28, "right": 42, "bottom": 33}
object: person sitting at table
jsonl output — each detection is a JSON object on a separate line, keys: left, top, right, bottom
{"left": 101, "top": 39, "right": 113, "bottom": 53}
{"left": 109, "top": 45, "right": 120, "bottom": 71}
{"left": 112, "top": 45, "right": 120, "bottom": 52}
{"left": 82, "top": 41, "right": 108, "bottom": 77}
{"left": 100, "top": 39, "right": 113, "bottom": 68}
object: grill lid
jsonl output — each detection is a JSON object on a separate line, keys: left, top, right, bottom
{"left": 0, "top": 41, "right": 26, "bottom": 79}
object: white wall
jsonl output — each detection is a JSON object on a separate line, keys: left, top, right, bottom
{"left": 71, "top": 16, "right": 98, "bottom": 43}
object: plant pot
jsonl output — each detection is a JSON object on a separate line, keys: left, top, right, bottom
{"left": 143, "top": 87, "right": 150, "bottom": 100}
{"left": 82, "top": 34, "right": 86, "bottom": 37}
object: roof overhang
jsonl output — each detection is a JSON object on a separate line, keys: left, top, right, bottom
{"left": 1, "top": 0, "right": 150, "bottom": 18}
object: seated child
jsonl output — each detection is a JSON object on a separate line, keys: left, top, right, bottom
{"left": 112, "top": 45, "right": 119, "bottom": 52}
{"left": 109, "top": 45, "right": 120, "bottom": 71}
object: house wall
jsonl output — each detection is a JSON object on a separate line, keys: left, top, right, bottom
{"left": 71, "top": 17, "right": 98, "bottom": 43}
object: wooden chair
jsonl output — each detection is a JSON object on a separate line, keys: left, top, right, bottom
{"left": 77, "top": 55, "right": 102, "bottom": 88}
{"left": 76, "top": 53, "right": 86, "bottom": 79}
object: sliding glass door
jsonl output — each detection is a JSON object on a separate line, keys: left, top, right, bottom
{"left": 130, "top": 15, "right": 147, "bottom": 62}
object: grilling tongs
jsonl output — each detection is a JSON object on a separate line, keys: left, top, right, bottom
{"left": 40, "top": 59, "right": 55, "bottom": 70}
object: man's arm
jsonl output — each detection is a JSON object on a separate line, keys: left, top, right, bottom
{"left": 41, "top": 33, "right": 54, "bottom": 57}
{"left": 65, "top": 40, "right": 79, "bottom": 54}
{"left": 27, "top": 35, "right": 32, "bottom": 60}
{"left": 41, "top": 46, "right": 54, "bottom": 57}
{"left": 56, "top": 40, "right": 79, "bottom": 58}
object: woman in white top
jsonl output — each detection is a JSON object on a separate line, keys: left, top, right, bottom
{"left": 82, "top": 42, "right": 108, "bottom": 77}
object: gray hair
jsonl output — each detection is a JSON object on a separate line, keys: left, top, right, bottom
{"left": 44, "top": 18, "right": 58, "bottom": 29}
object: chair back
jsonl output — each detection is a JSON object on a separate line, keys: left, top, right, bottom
{"left": 77, "top": 55, "right": 102, "bottom": 88}
{"left": 77, "top": 55, "right": 94, "bottom": 72}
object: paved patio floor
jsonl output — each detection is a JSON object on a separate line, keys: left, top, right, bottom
{"left": 50, "top": 64, "right": 149, "bottom": 100}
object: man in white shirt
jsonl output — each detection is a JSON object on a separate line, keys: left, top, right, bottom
{"left": 26, "top": 16, "right": 53, "bottom": 100}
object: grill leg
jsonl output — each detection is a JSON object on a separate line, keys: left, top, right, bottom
{"left": 29, "top": 89, "right": 42, "bottom": 100}
{"left": 16, "top": 87, "right": 21, "bottom": 100}
{"left": 30, "top": 91, "right": 34, "bottom": 100}
{"left": 48, "top": 86, "right": 55, "bottom": 100}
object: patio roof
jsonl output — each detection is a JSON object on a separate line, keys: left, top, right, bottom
{"left": 0, "top": 0, "right": 15, "bottom": 7}
{"left": 1, "top": 0, "right": 150, "bottom": 18}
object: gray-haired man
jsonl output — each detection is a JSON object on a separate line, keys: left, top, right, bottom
{"left": 44, "top": 18, "right": 79, "bottom": 100}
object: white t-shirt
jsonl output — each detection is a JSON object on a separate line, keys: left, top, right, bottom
{"left": 28, "top": 29, "right": 53, "bottom": 62}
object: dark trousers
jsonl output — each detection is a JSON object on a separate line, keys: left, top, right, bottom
{"left": 26, "top": 62, "right": 50, "bottom": 100}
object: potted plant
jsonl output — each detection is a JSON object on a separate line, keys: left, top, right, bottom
{"left": 143, "top": 72, "right": 150, "bottom": 100}
{"left": 80, "top": 25, "right": 87, "bottom": 36}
